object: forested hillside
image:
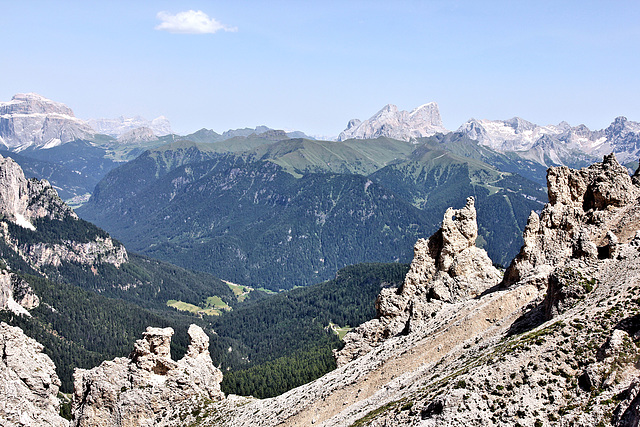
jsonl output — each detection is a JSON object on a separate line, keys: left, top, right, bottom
{"left": 78, "top": 137, "right": 546, "bottom": 289}
{"left": 212, "top": 262, "right": 409, "bottom": 398}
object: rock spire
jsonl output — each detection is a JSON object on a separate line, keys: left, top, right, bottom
{"left": 335, "top": 196, "right": 501, "bottom": 365}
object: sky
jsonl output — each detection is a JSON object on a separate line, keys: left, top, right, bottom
{"left": 1, "top": 1, "right": 640, "bottom": 137}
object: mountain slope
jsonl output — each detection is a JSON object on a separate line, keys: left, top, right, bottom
{"left": 0, "top": 155, "right": 239, "bottom": 393}
{"left": 81, "top": 157, "right": 432, "bottom": 289}
{"left": 370, "top": 147, "right": 546, "bottom": 265}
{"left": 78, "top": 137, "right": 547, "bottom": 287}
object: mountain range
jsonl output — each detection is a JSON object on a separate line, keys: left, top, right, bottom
{"left": 2, "top": 92, "right": 639, "bottom": 204}
{"left": 3, "top": 91, "right": 640, "bottom": 425}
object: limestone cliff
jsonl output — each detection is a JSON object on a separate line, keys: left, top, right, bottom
{"left": 0, "top": 154, "right": 128, "bottom": 272}
{"left": 0, "top": 93, "right": 94, "bottom": 151}
{"left": 72, "top": 324, "right": 224, "bottom": 427}
{"left": 0, "top": 322, "right": 68, "bottom": 427}
{"left": 0, "top": 270, "right": 39, "bottom": 316}
{"left": 503, "top": 153, "right": 640, "bottom": 288}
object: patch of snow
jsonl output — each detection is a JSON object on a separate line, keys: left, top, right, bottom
{"left": 14, "top": 213, "right": 35, "bottom": 230}
{"left": 7, "top": 297, "right": 31, "bottom": 317}
{"left": 41, "top": 138, "right": 62, "bottom": 149}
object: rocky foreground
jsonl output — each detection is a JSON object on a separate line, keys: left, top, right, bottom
{"left": 200, "top": 154, "right": 640, "bottom": 426}
{"left": 4, "top": 153, "right": 640, "bottom": 426}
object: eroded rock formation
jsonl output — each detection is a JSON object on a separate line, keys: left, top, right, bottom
{"left": 335, "top": 196, "right": 501, "bottom": 366}
{"left": 72, "top": 324, "right": 224, "bottom": 427}
{"left": 503, "top": 153, "right": 640, "bottom": 288}
{"left": 0, "top": 322, "right": 68, "bottom": 427}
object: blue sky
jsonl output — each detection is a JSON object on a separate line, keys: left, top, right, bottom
{"left": 1, "top": 1, "right": 639, "bottom": 136}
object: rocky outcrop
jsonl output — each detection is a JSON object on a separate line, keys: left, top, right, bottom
{"left": 503, "top": 153, "right": 640, "bottom": 287}
{"left": 0, "top": 93, "right": 93, "bottom": 151}
{"left": 0, "top": 154, "right": 75, "bottom": 224}
{"left": 0, "top": 270, "right": 39, "bottom": 316}
{"left": 22, "top": 237, "right": 128, "bottom": 268}
{"left": 0, "top": 322, "right": 68, "bottom": 427}
{"left": 0, "top": 155, "right": 128, "bottom": 269}
{"left": 335, "top": 196, "right": 501, "bottom": 366}
{"left": 72, "top": 324, "right": 224, "bottom": 427}
{"left": 337, "top": 103, "right": 448, "bottom": 142}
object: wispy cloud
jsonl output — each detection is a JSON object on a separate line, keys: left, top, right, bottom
{"left": 155, "top": 10, "right": 237, "bottom": 34}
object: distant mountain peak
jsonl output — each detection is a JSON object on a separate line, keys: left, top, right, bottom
{"left": 117, "top": 127, "right": 158, "bottom": 144}
{"left": 338, "top": 102, "right": 448, "bottom": 142}
{"left": 88, "top": 115, "right": 172, "bottom": 137}
{"left": 0, "top": 93, "right": 94, "bottom": 151}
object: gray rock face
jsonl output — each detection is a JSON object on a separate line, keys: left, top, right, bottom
{"left": 116, "top": 127, "right": 158, "bottom": 144}
{"left": 0, "top": 270, "right": 39, "bottom": 316}
{"left": 72, "top": 324, "right": 224, "bottom": 427}
{"left": 335, "top": 196, "right": 501, "bottom": 366}
{"left": 0, "top": 93, "right": 93, "bottom": 150}
{"left": 0, "top": 154, "right": 128, "bottom": 269}
{"left": 0, "top": 154, "right": 75, "bottom": 224}
{"left": 503, "top": 153, "right": 640, "bottom": 287}
{"left": 88, "top": 115, "right": 172, "bottom": 137}
{"left": 337, "top": 103, "right": 448, "bottom": 142}
{"left": 0, "top": 322, "right": 68, "bottom": 427}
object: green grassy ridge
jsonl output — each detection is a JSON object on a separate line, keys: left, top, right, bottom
{"left": 78, "top": 136, "right": 547, "bottom": 287}
{"left": 254, "top": 137, "right": 416, "bottom": 177}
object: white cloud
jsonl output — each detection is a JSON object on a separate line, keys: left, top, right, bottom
{"left": 155, "top": 10, "right": 237, "bottom": 34}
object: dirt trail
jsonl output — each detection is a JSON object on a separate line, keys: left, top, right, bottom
{"left": 278, "top": 284, "right": 538, "bottom": 426}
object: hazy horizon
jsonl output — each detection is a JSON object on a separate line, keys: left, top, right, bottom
{"left": 2, "top": 1, "right": 639, "bottom": 136}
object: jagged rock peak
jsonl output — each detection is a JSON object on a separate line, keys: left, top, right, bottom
{"left": 337, "top": 102, "right": 448, "bottom": 142}
{"left": 335, "top": 196, "right": 501, "bottom": 366}
{"left": 72, "top": 324, "right": 224, "bottom": 427}
{"left": 503, "top": 153, "right": 640, "bottom": 287}
{"left": 0, "top": 322, "right": 68, "bottom": 427}
{"left": 399, "top": 196, "right": 500, "bottom": 302}
{"left": 88, "top": 115, "right": 172, "bottom": 137}
{"left": 0, "top": 93, "right": 94, "bottom": 151}
{"left": 116, "top": 126, "right": 158, "bottom": 144}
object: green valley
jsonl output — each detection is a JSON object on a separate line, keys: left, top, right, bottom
{"left": 78, "top": 136, "right": 546, "bottom": 288}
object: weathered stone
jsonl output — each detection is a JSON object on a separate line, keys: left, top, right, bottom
{"left": 503, "top": 153, "right": 640, "bottom": 287}
{"left": 0, "top": 270, "right": 39, "bottom": 316}
{"left": 72, "top": 324, "right": 224, "bottom": 427}
{"left": 0, "top": 322, "right": 68, "bottom": 426}
{"left": 335, "top": 196, "right": 501, "bottom": 366}
{"left": 0, "top": 155, "right": 128, "bottom": 269}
